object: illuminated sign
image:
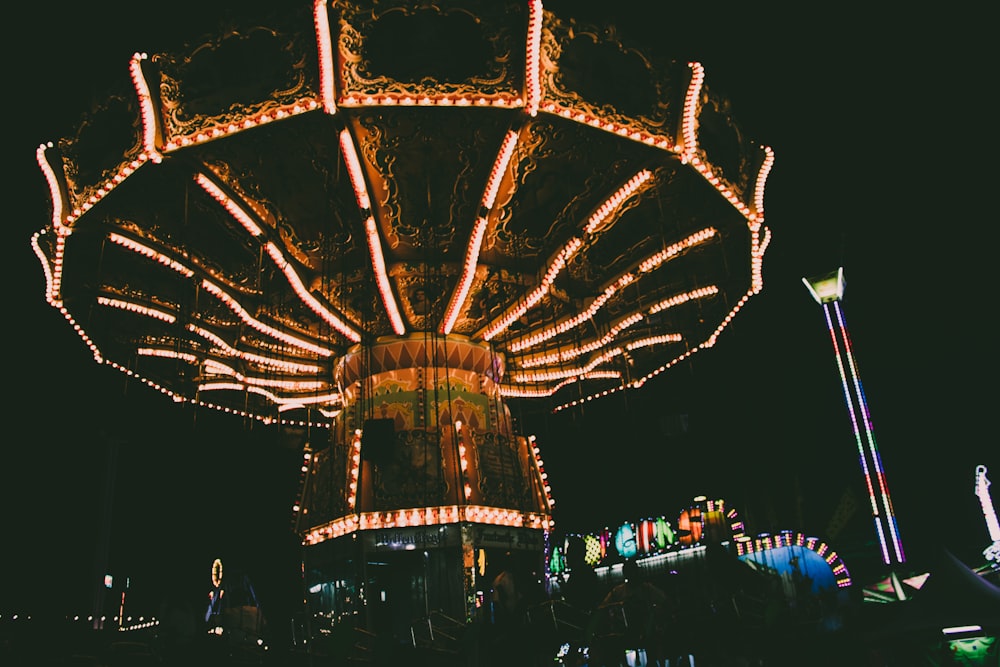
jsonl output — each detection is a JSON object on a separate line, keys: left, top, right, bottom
{"left": 366, "top": 525, "right": 457, "bottom": 551}
{"left": 615, "top": 522, "right": 637, "bottom": 558}
{"left": 473, "top": 525, "right": 544, "bottom": 551}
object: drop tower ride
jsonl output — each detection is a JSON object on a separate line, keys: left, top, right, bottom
{"left": 803, "top": 268, "right": 905, "bottom": 567}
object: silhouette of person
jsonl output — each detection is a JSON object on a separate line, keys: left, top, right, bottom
{"left": 597, "top": 560, "right": 668, "bottom": 666}
{"left": 487, "top": 552, "right": 530, "bottom": 666}
{"left": 562, "top": 549, "right": 602, "bottom": 612}
{"left": 491, "top": 555, "right": 523, "bottom": 627}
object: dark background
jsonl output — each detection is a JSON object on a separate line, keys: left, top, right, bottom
{"left": 3, "top": 0, "right": 995, "bottom": 636}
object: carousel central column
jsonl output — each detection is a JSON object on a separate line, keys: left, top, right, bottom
{"left": 300, "top": 335, "right": 552, "bottom": 640}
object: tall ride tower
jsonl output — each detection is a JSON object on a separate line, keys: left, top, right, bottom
{"left": 803, "top": 268, "right": 906, "bottom": 566}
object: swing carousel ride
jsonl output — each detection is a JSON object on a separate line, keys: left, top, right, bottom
{"left": 31, "top": 0, "right": 773, "bottom": 628}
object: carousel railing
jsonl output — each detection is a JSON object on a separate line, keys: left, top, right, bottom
{"left": 409, "top": 609, "right": 466, "bottom": 655}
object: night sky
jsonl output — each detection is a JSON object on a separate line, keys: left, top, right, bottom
{"left": 4, "top": 0, "right": 995, "bottom": 631}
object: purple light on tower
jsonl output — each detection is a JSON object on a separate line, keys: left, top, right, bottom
{"left": 803, "top": 268, "right": 905, "bottom": 566}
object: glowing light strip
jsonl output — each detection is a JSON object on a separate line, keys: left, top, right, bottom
{"left": 519, "top": 330, "right": 680, "bottom": 369}
{"left": 583, "top": 170, "right": 652, "bottom": 235}
{"left": 97, "top": 296, "right": 176, "bottom": 323}
{"left": 214, "top": 360, "right": 254, "bottom": 381}
{"left": 512, "top": 344, "right": 628, "bottom": 383}
{"left": 339, "top": 128, "right": 371, "bottom": 209}
{"left": 833, "top": 301, "right": 905, "bottom": 564}
{"left": 512, "top": 282, "right": 712, "bottom": 357}
{"left": 577, "top": 370, "right": 620, "bottom": 381}
{"left": 196, "top": 381, "right": 339, "bottom": 412}
{"left": 108, "top": 233, "right": 194, "bottom": 277}
{"left": 75, "top": 163, "right": 141, "bottom": 219}
{"left": 200, "top": 280, "right": 333, "bottom": 356}
{"left": 734, "top": 531, "right": 851, "bottom": 588}
{"left": 821, "top": 302, "right": 890, "bottom": 565}
{"left": 499, "top": 386, "right": 555, "bottom": 398}
{"left": 550, "top": 346, "right": 701, "bottom": 410}
{"left": 501, "top": 370, "right": 622, "bottom": 399}
{"left": 680, "top": 63, "right": 763, "bottom": 223}
{"left": 752, "top": 226, "right": 771, "bottom": 294}
{"left": 363, "top": 217, "right": 406, "bottom": 334}
{"left": 835, "top": 301, "right": 903, "bottom": 563}
{"left": 638, "top": 228, "right": 717, "bottom": 272}
{"left": 278, "top": 394, "right": 343, "bottom": 413}
{"left": 680, "top": 62, "right": 705, "bottom": 161}
{"left": 339, "top": 129, "right": 405, "bottom": 333}
{"left": 508, "top": 347, "right": 624, "bottom": 386}
{"left": 30, "top": 231, "right": 59, "bottom": 307}
{"left": 688, "top": 155, "right": 753, "bottom": 220}
{"left": 529, "top": 435, "right": 555, "bottom": 509}
{"left": 508, "top": 276, "right": 637, "bottom": 353}
{"left": 456, "top": 421, "right": 472, "bottom": 500}
{"left": 518, "top": 343, "right": 596, "bottom": 368}
{"left": 39, "top": 283, "right": 102, "bottom": 360}
{"left": 280, "top": 393, "right": 340, "bottom": 409}
{"left": 485, "top": 171, "right": 690, "bottom": 344}
{"left": 304, "top": 504, "right": 553, "bottom": 545}
{"left": 198, "top": 381, "right": 276, "bottom": 399}
{"left": 291, "top": 449, "right": 312, "bottom": 519}
{"left": 201, "top": 360, "right": 328, "bottom": 391}
{"left": 196, "top": 173, "right": 360, "bottom": 342}
{"left": 191, "top": 328, "right": 234, "bottom": 351}
{"left": 195, "top": 174, "right": 263, "bottom": 236}
{"left": 684, "top": 497, "right": 747, "bottom": 544}
{"left": 539, "top": 102, "right": 674, "bottom": 150}
{"left": 753, "top": 146, "right": 775, "bottom": 218}
{"left": 347, "top": 429, "right": 362, "bottom": 509}
{"left": 263, "top": 240, "right": 362, "bottom": 341}
{"left": 128, "top": 53, "right": 162, "bottom": 163}
{"left": 648, "top": 285, "right": 719, "bottom": 314}
{"left": 339, "top": 93, "right": 522, "bottom": 108}
{"left": 481, "top": 130, "right": 519, "bottom": 210}
{"left": 36, "top": 143, "right": 65, "bottom": 232}
{"left": 202, "top": 358, "right": 237, "bottom": 376}
{"left": 481, "top": 238, "right": 582, "bottom": 341}
{"left": 551, "top": 283, "right": 754, "bottom": 408}
{"left": 441, "top": 217, "right": 488, "bottom": 335}
{"left": 163, "top": 100, "right": 320, "bottom": 152}
{"left": 137, "top": 348, "right": 198, "bottom": 363}
{"left": 976, "top": 466, "right": 1000, "bottom": 542}
{"left": 506, "top": 227, "right": 718, "bottom": 355}
{"left": 603, "top": 546, "right": 707, "bottom": 576}
{"left": 37, "top": 139, "right": 149, "bottom": 228}
{"left": 98, "top": 358, "right": 330, "bottom": 428}
{"left": 313, "top": 0, "right": 337, "bottom": 114}
{"left": 625, "top": 334, "right": 683, "bottom": 351}
{"left": 441, "top": 131, "right": 519, "bottom": 335}
{"left": 525, "top": 0, "right": 543, "bottom": 117}
{"left": 186, "top": 324, "right": 323, "bottom": 374}
{"left": 110, "top": 230, "right": 348, "bottom": 356}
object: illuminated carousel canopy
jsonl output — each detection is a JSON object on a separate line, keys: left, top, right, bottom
{"left": 32, "top": 0, "right": 773, "bottom": 427}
